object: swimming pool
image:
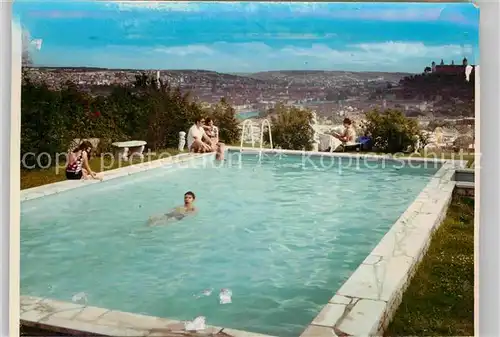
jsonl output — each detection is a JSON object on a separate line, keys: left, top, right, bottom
{"left": 21, "top": 151, "right": 441, "bottom": 336}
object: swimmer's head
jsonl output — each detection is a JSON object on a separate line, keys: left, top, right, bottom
{"left": 184, "top": 191, "right": 195, "bottom": 205}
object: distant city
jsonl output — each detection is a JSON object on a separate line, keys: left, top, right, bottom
{"left": 22, "top": 57, "right": 474, "bottom": 121}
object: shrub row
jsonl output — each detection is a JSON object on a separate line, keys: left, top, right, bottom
{"left": 21, "top": 73, "right": 240, "bottom": 168}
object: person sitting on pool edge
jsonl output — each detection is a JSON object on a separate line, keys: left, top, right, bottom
{"left": 203, "top": 118, "right": 225, "bottom": 161}
{"left": 148, "top": 191, "right": 197, "bottom": 225}
{"left": 203, "top": 118, "right": 219, "bottom": 144}
{"left": 187, "top": 117, "right": 213, "bottom": 153}
{"left": 65, "top": 141, "right": 103, "bottom": 181}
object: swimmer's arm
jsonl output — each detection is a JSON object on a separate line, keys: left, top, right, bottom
{"left": 147, "top": 215, "right": 162, "bottom": 226}
{"left": 147, "top": 213, "right": 175, "bottom": 226}
{"left": 149, "top": 208, "right": 178, "bottom": 222}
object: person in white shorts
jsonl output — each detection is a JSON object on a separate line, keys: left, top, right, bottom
{"left": 187, "top": 117, "right": 213, "bottom": 153}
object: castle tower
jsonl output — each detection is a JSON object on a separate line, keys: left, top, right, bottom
{"left": 451, "top": 60, "right": 455, "bottom": 65}
{"left": 440, "top": 59, "right": 444, "bottom": 66}
{"left": 431, "top": 61, "right": 436, "bottom": 72}
{"left": 463, "top": 57, "right": 468, "bottom": 66}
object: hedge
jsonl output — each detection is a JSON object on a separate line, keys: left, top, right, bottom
{"left": 21, "top": 72, "right": 240, "bottom": 168}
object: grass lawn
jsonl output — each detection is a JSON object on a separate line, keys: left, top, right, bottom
{"left": 385, "top": 195, "right": 474, "bottom": 336}
{"left": 21, "top": 148, "right": 181, "bottom": 190}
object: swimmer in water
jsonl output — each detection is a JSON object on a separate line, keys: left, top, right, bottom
{"left": 148, "top": 191, "right": 197, "bottom": 225}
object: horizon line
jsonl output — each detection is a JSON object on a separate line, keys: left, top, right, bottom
{"left": 24, "top": 65, "right": 419, "bottom": 75}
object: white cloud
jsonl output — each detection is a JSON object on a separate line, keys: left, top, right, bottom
{"left": 279, "top": 42, "right": 473, "bottom": 65}
{"left": 146, "top": 41, "right": 475, "bottom": 69}
{"left": 154, "top": 45, "right": 214, "bottom": 56}
{"left": 37, "top": 41, "right": 477, "bottom": 73}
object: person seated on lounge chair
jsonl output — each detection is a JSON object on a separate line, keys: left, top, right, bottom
{"left": 332, "top": 118, "right": 357, "bottom": 144}
{"left": 187, "top": 117, "right": 213, "bottom": 153}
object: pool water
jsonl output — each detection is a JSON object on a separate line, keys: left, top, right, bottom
{"left": 21, "top": 152, "right": 440, "bottom": 336}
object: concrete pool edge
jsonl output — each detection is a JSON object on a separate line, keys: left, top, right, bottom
{"left": 21, "top": 147, "right": 455, "bottom": 202}
{"left": 20, "top": 296, "right": 275, "bottom": 337}
{"left": 21, "top": 152, "right": 215, "bottom": 201}
{"left": 228, "top": 146, "right": 456, "bottom": 165}
{"left": 299, "top": 160, "right": 466, "bottom": 337}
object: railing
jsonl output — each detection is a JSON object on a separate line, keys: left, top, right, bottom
{"left": 240, "top": 119, "right": 256, "bottom": 148}
{"left": 259, "top": 119, "right": 273, "bottom": 151}
{"left": 240, "top": 119, "right": 273, "bottom": 151}
{"left": 239, "top": 119, "right": 273, "bottom": 164}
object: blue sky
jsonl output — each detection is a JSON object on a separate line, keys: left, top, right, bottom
{"left": 13, "top": 1, "right": 479, "bottom": 73}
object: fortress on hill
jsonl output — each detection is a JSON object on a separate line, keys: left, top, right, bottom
{"left": 425, "top": 57, "right": 474, "bottom": 75}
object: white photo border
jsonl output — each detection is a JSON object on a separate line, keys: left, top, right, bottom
{"left": 1, "top": 2, "right": 13, "bottom": 337}
{"left": 476, "top": 1, "right": 500, "bottom": 336}
{"left": 1, "top": 1, "right": 497, "bottom": 336}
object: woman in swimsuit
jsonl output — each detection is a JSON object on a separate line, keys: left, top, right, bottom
{"left": 204, "top": 118, "right": 225, "bottom": 161}
{"left": 65, "top": 141, "right": 101, "bottom": 181}
{"left": 204, "top": 118, "right": 219, "bottom": 143}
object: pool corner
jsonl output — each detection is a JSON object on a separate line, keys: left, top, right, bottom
{"left": 299, "top": 159, "right": 464, "bottom": 337}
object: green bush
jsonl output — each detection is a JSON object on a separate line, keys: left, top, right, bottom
{"left": 362, "top": 109, "right": 422, "bottom": 153}
{"left": 20, "top": 73, "right": 239, "bottom": 168}
{"left": 265, "top": 103, "right": 315, "bottom": 150}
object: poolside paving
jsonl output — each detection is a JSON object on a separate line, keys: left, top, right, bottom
{"left": 21, "top": 152, "right": 214, "bottom": 202}
{"left": 20, "top": 296, "right": 275, "bottom": 337}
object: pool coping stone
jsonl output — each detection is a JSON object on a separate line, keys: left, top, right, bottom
{"left": 20, "top": 296, "right": 275, "bottom": 337}
{"left": 228, "top": 146, "right": 461, "bottom": 165}
{"left": 20, "top": 147, "right": 468, "bottom": 337}
{"left": 21, "top": 152, "right": 215, "bottom": 202}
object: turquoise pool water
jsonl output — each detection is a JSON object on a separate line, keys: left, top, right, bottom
{"left": 21, "top": 152, "right": 440, "bottom": 336}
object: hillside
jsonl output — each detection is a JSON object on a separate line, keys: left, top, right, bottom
{"left": 248, "top": 70, "right": 413, "bottom": 83}
{"left": 371, "top": 71, "right": 475, "bottom": 117}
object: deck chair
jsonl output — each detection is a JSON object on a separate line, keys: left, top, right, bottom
{"left": 341, "top": 136, "right": 372, "bottom": 152}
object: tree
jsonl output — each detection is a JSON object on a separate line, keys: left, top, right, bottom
{"left": 265, "top": 103, "right": 315, "bottom": 150}
{"left": 362, "top": 109, "right": 422, "bottom": 153}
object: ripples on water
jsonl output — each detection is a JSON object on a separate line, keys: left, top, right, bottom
{"left": 21, "top": 153, "right": 439, "bottom": 336}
